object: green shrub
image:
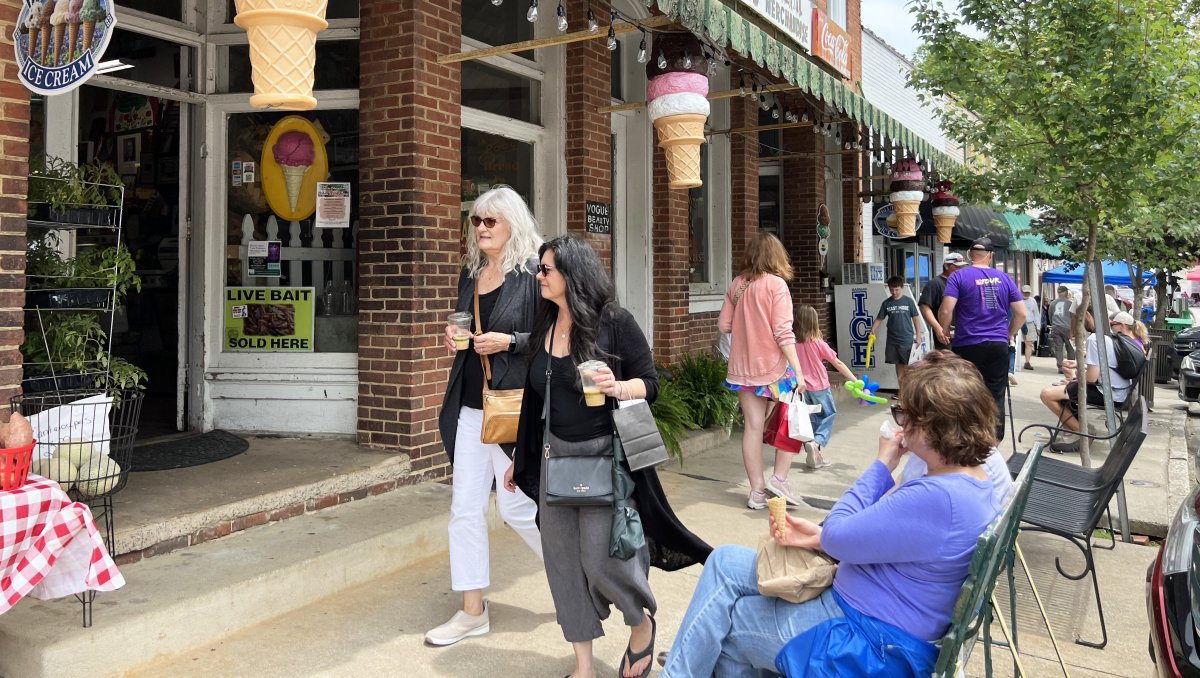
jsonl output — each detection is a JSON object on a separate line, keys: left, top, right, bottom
{"left": 650, "top": 379, "right": 698, "bottom": 460}
{"left": 673, "top": 351, "right": 741, "bottom": 431}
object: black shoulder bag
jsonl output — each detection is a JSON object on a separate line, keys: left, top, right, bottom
{"left": 542, "top": 319, "right": 615, "bottom": 507}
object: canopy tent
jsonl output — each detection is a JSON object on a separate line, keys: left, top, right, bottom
{"left": 1041, "top": 261, "right": 1152, "bottom": 286}
{"left": 1186, "top": 267, "right": 1200, "bottom": 281}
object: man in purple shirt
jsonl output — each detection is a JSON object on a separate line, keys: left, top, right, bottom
{"left": 937, "top": 237, "right": 1026, "bottom": 440}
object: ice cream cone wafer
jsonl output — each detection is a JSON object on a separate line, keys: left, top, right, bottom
{"left": 68, "top": 22, "right": 78, "bottom": 62}
{"left": 28, "top": 28, "right": 39, "bottom": 58}
{"left": 52, "top": 23, "right": 64, "bottom": 64}
{"left": 654, "top": 113, "right": 706, "bottom": 190}
{"left": 235, "top": 0, "right": 329, "bottom": 110}
{"left": 81, "top": 19, "right": 94, "bottom": 53}
{"left": 281, "top": 165, "right": 309, "bottom": 212}
{"left": 768, "top": 496, "right": 789, "bottom": 539}
{"left": 934, "top": 214, "right": 956, "bottom": 244}
{"left": 892, "top": 200, "right": 920, "bottom": 238}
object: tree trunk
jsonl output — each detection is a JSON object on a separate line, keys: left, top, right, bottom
{"left": 1128, "top": 261, "right": 1143, "bottom": 321}
{"left": 1075, "top": 221, "right": 1099, "bottom": 468}
{"left": 1155, "top": 271, "right": 1170, "bottom": 329}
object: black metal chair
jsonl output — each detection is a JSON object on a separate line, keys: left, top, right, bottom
{"left": 1008, "top": 399, "right": 1149, "bottom": 649}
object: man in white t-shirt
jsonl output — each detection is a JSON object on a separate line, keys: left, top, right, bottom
{"left": 1021, "top": 285, "right": 1040, "bottom": 370}
{"left": 1038, "top": 312, "right": 1135, "bottom": 452}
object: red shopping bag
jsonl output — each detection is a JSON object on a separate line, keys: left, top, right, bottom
{"left": 762, "top": 399, "right": 805, "bottom": 453}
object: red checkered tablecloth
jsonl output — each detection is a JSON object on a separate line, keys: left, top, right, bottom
{"left": 0, "top": 474, "right": 124, "bottom": 615}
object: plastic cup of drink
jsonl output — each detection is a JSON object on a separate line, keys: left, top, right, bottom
{"left": 577, "top": 360, "right": 608, "bottom": 407}
{"left": 448, "top": 312, "right": 473, "bottom": 350}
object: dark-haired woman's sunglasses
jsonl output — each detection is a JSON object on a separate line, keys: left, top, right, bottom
{"left": 890, "top": 404, "right": 907, "bottom": 427}
{"left": 536, "top": 264, "right": 555, "bottom": 276}
{"left": 470, "top": 216, "right": 499, "bottom": 229}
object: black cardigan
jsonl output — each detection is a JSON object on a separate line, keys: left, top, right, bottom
{"left": 438, "top": 259, "right": 541, "bottom": 462}
{"left": 513, "top": 306, "right": 711, "bottom": 572}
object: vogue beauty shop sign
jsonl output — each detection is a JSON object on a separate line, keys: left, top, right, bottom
{"left": 811, "top": 7, "right": 852, "bottom": 78}
{"left": 13, "top": 0, "right": 117, "bottom": 96}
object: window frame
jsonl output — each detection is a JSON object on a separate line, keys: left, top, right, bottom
{"left": 687, "top": 70, "right": 731, "bottom": 312}
{"left": 827, "top": 0, "right": 848, "bottom": 28}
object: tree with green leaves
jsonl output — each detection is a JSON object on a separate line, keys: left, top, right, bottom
{"left": 908, "top": 0, "right": 1200, "bottom": 465}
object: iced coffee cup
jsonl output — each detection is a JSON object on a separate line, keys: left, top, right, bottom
{"left": 577, "top": 360, "right": 608, "bottom": 407}
{"left": 448, "top": 312, "right": 473, "bottom": 351}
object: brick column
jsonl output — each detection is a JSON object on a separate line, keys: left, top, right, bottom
{"left": 2, "top": 1, "right": 29, "bottom": 404}
{"left": 842, "top": 130, "right": 863, "bottom": 264}
{"left": 780, "top": 125, "right": 830, "bottom": 337}
{"left": 358, "top": 0, "right": 461, "bottom": 475}
{"left": 564, "top": 0, "right": 613, "bottom": 267}
{"left": 729, "top": 94, "right": 758, "bottom": 271}
{"left": 650, "top": 142, "right": 690, "bottom": 364}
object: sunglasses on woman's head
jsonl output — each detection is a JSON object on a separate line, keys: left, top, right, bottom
{"left": 470, "top": 216, "right": 499, "bottom": 229}
{"left": 890, "top": 404, "right": 907, "bottom": 427}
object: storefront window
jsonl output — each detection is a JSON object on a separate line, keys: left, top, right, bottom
{"left": 461, "top": 128, "right": 534, "bottom": 207}
{"left": 225, "top": 0, "right": 359, "bottom": 21}
{"left": 688, "top": 144, "right": 710, "bottom": 283}
{"left": 462, "top": 0, "right": 533, "bottom": 51}
{"left": 104, "top": 29, "right": 193, "bottom": 91}
{"left": 462, "top": 62, "right": 541, "bottom": 124}
{"left": 827, "top": 0, "right": 847, "bottom": 27}
{"left": 225, "top": 110, "right": 359, "bottom": 354}
{"left": 758, "top": 107, "right": 781, "bottom": 157}
{"left": 759, "top": 172, "right": 781, "bottom": 235}
{"left": 223, "top": 41, "right": 359, "bottom": 94}
{"left": 123, "top": 0, "right": 183, "bottom": 22}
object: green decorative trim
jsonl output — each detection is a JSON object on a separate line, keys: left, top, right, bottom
{"left": 729, "top": 13, "right": 746, "bottom": 53}
{"left": 765, "top": 38, "right": 780, "bottom": 76}
{"left": 748, "top": 26, "right": 765, "bottom": 67}
{"left": 797, "top": 57, "right": 811, "bottom": 94}
{"left": 658, "top": 0, "right": 681, "bottom": 18}
{"left": 680, "top": 0, "right": 705, "bottom": 33}
{"left": 703, "top": 0, "right": 728, "bottom": 44}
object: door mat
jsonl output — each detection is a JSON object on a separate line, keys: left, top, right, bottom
{"left": 131, "top": 430, "right": 249, "bottom": 472}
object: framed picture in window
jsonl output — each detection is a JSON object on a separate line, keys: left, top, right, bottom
{"left": 117, "top": 133, "right": 141, "bottom": 174}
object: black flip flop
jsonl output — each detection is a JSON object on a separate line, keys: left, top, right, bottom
{"left": 620, "top": 615, "right": 656, "bottom": 678}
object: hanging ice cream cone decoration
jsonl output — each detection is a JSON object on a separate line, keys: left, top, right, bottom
{"left": 78, "top": 0, "right": 106, "bottom": 56}
{"left": 38, "top": 0, "right": 54, "bottom": 65}
{"left": 234, "top": 0, "right": 330, "bottom": 110}
{"left": 23, "top": 2, "right": 45, "bottom": 60}
{"left": 930, "top": 180, "right": 960, "bottom": 244}
{"left": 887, "top": 158, "right": 924, "bottom": 238}
{"left": 646, "top": 33, "right": 711, "bottom": 190}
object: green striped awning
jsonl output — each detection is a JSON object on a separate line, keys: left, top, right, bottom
{"left": 649, "top": 0, "right": 959, "bottom": 170}
{"left": 1001, "top": 211, "right": 1062, "bottom": 257}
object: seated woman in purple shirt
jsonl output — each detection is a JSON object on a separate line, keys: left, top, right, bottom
{"left": 660, "top": 350, "right": 1002, "bottom": 677}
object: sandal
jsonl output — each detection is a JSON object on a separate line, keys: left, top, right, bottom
{"left": 620, "top": 614, "right": 656, "bottom": 678}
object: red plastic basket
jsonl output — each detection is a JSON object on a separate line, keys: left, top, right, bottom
{"left": 0, "top": 441, "right": 36, "bottom": 491}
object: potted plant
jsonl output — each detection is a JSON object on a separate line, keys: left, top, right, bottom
{"left": 27, "top": 155, "right": 123, "bottom": 225}
{"left": 24, "top": 232, "right": 138, "bottom": 311}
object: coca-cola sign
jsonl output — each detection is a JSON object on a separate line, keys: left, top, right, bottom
{"left": 742, "top": 0, "right": 812, "bottom": 52}
{"left": 812, "top": 7, "right": 852, "bottom": 78}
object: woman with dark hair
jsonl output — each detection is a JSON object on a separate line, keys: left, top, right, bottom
{"left": 426, "top": 186, "right": 545, "bottom": 647}
{"left": 719, "top": 232, "right": 807, "bottom": 510}
{"left": 660, "top": 350, "right": 1002, "bottom": 676}
{"left": 506, "top": 234, "right": 710, "bottom": 678}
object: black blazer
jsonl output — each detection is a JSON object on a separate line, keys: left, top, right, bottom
{"left": 512, "top": 306, "right": 711, "bottom": 572}
{"left": 438, "top": 258, "right": 541, "bottom": 462}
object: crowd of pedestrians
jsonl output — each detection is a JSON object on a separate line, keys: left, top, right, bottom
{"left": 425, "top": 201, "right": 1087, "bottom": 676}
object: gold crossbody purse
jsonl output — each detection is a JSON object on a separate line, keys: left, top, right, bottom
{"left": 475, "top": 285, "right": 523, "bottom": 445}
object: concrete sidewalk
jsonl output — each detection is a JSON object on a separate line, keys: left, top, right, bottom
{"left": 129, "top": 355, "right": 1173, "bottom": 677}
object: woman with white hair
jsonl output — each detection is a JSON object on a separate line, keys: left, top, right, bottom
{"left": 426, "top": 186, "right": 546, "bottom": 646}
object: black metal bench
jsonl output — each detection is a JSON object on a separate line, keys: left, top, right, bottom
{"left": 1008, "top": 399, "right": 1149, "bottom": 649}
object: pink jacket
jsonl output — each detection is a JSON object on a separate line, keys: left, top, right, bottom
{"left": 718, "top": 274, "right": 796, "bottom": 386}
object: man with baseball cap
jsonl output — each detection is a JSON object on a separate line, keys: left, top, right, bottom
{"left": 919, "top": 252, "right": 969, "bottom": 351}
{"left": 1039, "top": 311, "right": 1137, "bottom": 452}
{"left": 1047, "top": 285, "right": 1076, "bottom": 373}
{"left": 1020, "top": 284, "right": 1041, "bottom": 370}
{"left": 938, "top": 237, "right": 1026, "bottom": 440}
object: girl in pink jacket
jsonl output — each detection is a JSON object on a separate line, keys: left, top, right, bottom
{"left": 718, "top": 233, "right": 807, "bottom": 510}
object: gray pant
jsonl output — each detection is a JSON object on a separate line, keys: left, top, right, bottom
{"left": 1050, "top": 326, "right": 1075, "bottom": 368}
{"left": 539, "top": 494, "right": 655, "bottom": 642}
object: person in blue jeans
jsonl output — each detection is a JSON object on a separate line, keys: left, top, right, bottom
{"left": 791, "top": 305, "right": 857, "bottom": 469}
{"left": 659, "top": 351, "right": 1002, "bottom": 677}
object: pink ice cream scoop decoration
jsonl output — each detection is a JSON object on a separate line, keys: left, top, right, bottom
{"left": 273, "top": 131, "right": 316, "bottom": 211}
{"left": 930, "top": 180, "right": 960, "bottom": 244}
{"left": 646, "top": 33, "right": 710, "bottom": 190}
{"left": 888, "top": 158, "right": 925, "bottom": 238}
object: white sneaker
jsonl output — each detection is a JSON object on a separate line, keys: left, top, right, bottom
{"left": 803, "top": 443, "right": 818, "bottom": 469}
{"left": 425, "top": 602, "right": 490, "bottom": 646}
{"left": 765, "top": 475, "right": 802, "bottom": 506}
{"left": 747, "top": 488, "right": 768, "bottom": 510}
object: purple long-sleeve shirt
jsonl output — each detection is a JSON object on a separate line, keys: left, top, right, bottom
{"left": 823, "top": 460, "right": 1000, "bottom": 641}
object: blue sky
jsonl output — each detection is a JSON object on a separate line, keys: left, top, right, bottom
{"left": 860, "top": 0, "right": 922, "bottom": 58}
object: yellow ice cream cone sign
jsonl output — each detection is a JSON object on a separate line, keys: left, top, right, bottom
{"left": 260, "top": 116, "right": 328, "bottom": 221}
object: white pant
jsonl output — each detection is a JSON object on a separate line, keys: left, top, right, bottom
{"left": 448, "top": 407, "right": 543, "bottom": 591}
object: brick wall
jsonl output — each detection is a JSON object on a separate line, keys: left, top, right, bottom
{"left": 687, "top": 311, "right": 719, "bottom": 355}
{"left": 650, "top": 134, "right": 691, "bottom": 365}
{"left": 729, "top": 94, "right": 758, "bottom": 272}
{"left": 357, "top": 0, "right": 461, "bottom": 475}
{"left": 1, "top": 0, "right": 27, "bottom": 405}
{"left": 780, "top": 124, "right": 831, "bottom": 338}
{"left": 564, "top": 0, "right": 614, "bottom": 267}
{"left": 842, "top": 144, "right": 863, "bottom": 264}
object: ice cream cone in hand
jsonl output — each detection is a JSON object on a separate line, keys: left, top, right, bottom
{"left": 768, "top": 497, "right": 789, "bottom": 540}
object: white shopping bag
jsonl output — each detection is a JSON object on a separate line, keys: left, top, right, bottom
{"left": 909, "top": 336, "right": 928, "bottom": 365}
{"left": 786, "top": 391, "right": 815, "bottom": 442}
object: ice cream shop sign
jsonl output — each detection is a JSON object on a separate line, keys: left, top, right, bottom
{"left": 13, "top": 0, "right": 116, "bottom": 96}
